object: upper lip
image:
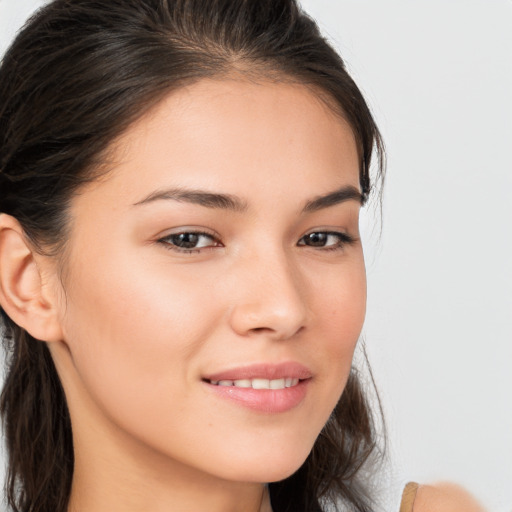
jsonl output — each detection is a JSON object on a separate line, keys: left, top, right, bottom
{"left": 203, "top": 362, "right": 313, "bottom": 382}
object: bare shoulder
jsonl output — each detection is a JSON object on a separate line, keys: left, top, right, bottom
{"left": 414, "top": 482, "right": 487, "bottom": 512}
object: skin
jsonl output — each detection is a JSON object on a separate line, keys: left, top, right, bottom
{"left": 414, "top": 483, "right": 487, "bottom": 512}
{"left": 0, "top": 79, "right": 487, "bottom": 512}
{"left": 0, "top": 79, "right": 366, "bottom": 512}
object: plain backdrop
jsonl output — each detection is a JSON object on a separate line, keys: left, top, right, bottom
{"left": 1, "top": 1, "right": 511, "bottom": 511}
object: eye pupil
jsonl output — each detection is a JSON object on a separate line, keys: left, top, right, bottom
{"left": 306, "top": 233, "right": 327, "bottom": 246}
{"left": 172, "top": 233, "right": 200, "bottom": 248}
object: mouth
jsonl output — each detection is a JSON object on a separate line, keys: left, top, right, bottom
{"left": 201, "top": 362, "right": 312, "bottom": 413}
{"left": 205, "top": 377, "right": 301, "bottom": 389}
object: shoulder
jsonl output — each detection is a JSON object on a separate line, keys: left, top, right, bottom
{"left": 413, "top": 482, "right": 487, "bottom": 512}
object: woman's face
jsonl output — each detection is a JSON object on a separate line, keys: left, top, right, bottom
{"left": 51, "top": 79, "right": 366, "bottom": 484}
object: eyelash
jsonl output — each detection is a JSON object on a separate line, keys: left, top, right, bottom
{"left": 157, "top": 231, "right": 221, "bottom": 254}
{"left": 157, "top": 230, "right": 356, "bottom": 254}
{"left": 297, "top": 231, "right": 356, "bottom": 251}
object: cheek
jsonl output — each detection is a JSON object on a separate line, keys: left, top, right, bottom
{"left": 315, "top": 257, "right": 366, "bottom": 346}
{"left": 63, "top": 243, "right": 216, "bottom": 352}
{"left": 58, "top": 248, "right": 220, "bottom": 425}
{"left": 309, "top": 256, "right": 366, "bottom": 392}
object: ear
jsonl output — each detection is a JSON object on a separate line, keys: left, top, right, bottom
{"left": 0, "top": 214, "right": 64, "bottom": 343}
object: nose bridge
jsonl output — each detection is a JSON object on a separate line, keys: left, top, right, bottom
{"left": 228, "top": 243, "right": 308, "bottom": 340}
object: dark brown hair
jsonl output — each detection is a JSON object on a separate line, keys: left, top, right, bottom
{"left": 0, "top": 1, "right": 385, "bottom": 511}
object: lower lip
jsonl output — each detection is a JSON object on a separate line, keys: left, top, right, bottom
{"left": 204, "top": 380, "right": 309, "bottom": 413}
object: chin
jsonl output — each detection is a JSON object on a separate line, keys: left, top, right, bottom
{"left": 214, "top": 441, "right": 314, "bottom": 484}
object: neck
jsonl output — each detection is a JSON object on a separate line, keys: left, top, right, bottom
{"left": 69, "top": 477, "right": 270, "bottom": 512}
{"left": 68, "top": 439, "right": 272, "bottom": 512}
{"left": 67, "top": 408, "right": 275, "bottom": 512}
{"left": 67, "top": 417, "right": 273, "bottom": 512}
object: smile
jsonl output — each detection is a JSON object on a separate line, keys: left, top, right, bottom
{"left": 202, "top": 363, "right": 312, "bottom": 413}
{"left": 208, "top": 378, "right": 300, "bottom": 389}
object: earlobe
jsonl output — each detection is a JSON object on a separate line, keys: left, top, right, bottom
{"left": 0, "top": 214, "right": 64, "bottom": 343}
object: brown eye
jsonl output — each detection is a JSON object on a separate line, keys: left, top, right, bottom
{"left": 160, "top": 232, "right": 219, "bottom": 250}
{"left": 298, "top": 231, "right": 355, "bottom": 249}
{"left": 170, "top": 233, "right": 201, "bottom": 249}
{"left": 302, "top": 232, "right": 329, "bottom": 247}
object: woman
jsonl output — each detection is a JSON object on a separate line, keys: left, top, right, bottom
{"left": 0, "top": 1, "right": 485, "bottom": 511}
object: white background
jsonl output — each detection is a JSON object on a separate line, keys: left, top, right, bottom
{"left": 1, "top": 1, "right": 511, "bottom": 511}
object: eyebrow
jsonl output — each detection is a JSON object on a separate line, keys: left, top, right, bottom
{"left": 302, "top": 185, "right": 364, "bottom": 212}
{"left": 133, "top": 185, "right": 363, "bottom": 212}
{"left": 133, "top": 188, "right": 248, "bottom": 212}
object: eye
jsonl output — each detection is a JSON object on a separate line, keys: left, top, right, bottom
{"left": 158, "top": 231, "right": 221, "bottom": 252}
{"left": 298, "top": 231, "right": 355, "bottom": 250}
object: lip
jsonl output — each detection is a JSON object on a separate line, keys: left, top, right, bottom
{"left": 202, "top": 362, "right": 312, "bottom": 414}
{"left": 203, "top": 362, "right": 312, "bottom": 382}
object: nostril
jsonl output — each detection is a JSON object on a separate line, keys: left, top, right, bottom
{"left": 229, "top": 299, "right": 307, "bottom": 340}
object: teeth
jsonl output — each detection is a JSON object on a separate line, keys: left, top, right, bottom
{"left": 270, "top": 378, "right": 285, "bottom": 389}
{"left": 210, "top": 378, "right": 300, "bottom": 389}
{"left": 252, "top": 378, "right": 270, "bottom": 389}
{"left": 233, "top": 379, "right": 251, "bottom": 388}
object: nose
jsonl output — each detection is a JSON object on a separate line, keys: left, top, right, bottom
{"left": 228, "top": 250, "right": 308, "bottom": 341}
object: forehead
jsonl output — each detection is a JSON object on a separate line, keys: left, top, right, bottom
{"left": 81, "top": 79, "right": 360, "bottom": 208}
